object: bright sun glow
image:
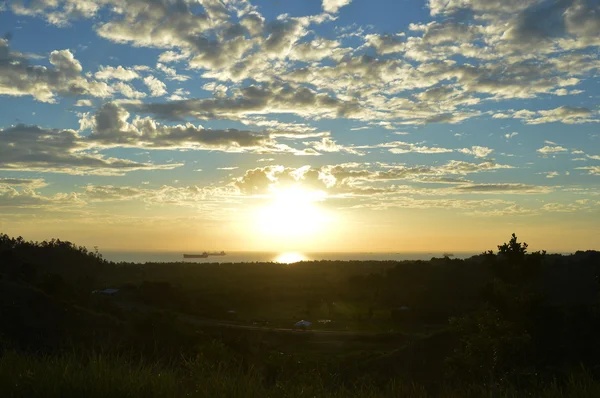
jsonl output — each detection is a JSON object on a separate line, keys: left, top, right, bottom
{"left": 274, "top": 252, "right": 307, "bottom": 263}
{"left": 254, "top": 187, "right": 329, "bottom": 244}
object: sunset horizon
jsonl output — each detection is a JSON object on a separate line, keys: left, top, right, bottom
{"left": 3, "top": 1, "right": 600, "bottom": 394}
{"left": 1, "top": 0, "right": 600, "bottom": 253}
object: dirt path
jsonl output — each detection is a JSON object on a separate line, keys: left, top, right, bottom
{"left": 116, "top": 300, "right": 395, "bottom": 337}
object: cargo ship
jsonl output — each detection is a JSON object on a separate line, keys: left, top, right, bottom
{"left": 183, "top": 252, "right": 208, "bottom": 259}
{"left": 183, "top": 251, "right": 226, "bottom": 259}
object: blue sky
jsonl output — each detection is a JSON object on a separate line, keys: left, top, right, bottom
{"left": 1, "top": 0, "right": 600, "bottom": 252}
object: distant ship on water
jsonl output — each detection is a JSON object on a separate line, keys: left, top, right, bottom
{"left": 183, "top": 251, "right": 226, "bottom": 259}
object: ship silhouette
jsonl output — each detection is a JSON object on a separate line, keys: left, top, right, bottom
{"left": 183, "top": 251, "right": 226, "bottom": 259}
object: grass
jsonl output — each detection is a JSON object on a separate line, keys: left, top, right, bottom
{"left": 2, "top": 350, "right": 600, "bottom": 398}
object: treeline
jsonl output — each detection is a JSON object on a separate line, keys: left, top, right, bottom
{"left": 350, "top": 234, "right": 600, "bottom": 386}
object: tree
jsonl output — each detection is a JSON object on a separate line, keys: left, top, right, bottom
{"left": 447, "top": 234, "right": 546, "bottom": 385}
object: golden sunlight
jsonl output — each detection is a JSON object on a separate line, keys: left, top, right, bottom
{"left": 274, "top": 252, "right": 307, "bottom": 263}
{"left": 254, "top": 187, "right": 330, "bottom": 244}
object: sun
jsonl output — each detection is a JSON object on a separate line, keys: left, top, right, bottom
{"left": 254, "top": 186, "right": 329, "bottom": 243}
{"left": 275, "top": 252, "right": 307, "bottom": 264}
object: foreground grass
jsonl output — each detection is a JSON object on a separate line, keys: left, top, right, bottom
{"left": 1, "top": 350, "right": 600, "bottom": 398}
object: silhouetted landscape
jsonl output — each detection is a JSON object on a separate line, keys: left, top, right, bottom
{"left": 2, "top": 233, "right": 600, "bottom": 397}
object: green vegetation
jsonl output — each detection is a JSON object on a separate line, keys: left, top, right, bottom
{"left": 2, "top": 232, "right": 600, "bottom": 396}
{"left": 3, "top": 350, "right": 600, "bottom": 397}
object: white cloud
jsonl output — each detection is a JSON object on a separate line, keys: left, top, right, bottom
{"left": 507, "top": 106, "right": 598, "bottom": 125}
{"left": 303, "top": 138, "right": 364, "bottom": 155}
{"left": 0, "top": 184, "right": 83, "bottom": 208}
{"left": 0, "top": 39, "right": 111, "bottom": 103}
{"left": 95, "top": 65, "right": 140, "bottom": 81}
{"left": 322, "top": 0, "right": 353, "bottom": 14}
{"left": 158, "top": 51, "right": 189, "bottom": 63}
{"left": 143, "top": 75, "right": 167, "bottom": 97}
{"left": 74, "top": 99, "right": 93, "bottom": 107}
{"left": 459, "top": 146, "right": 494, "bottom": 158}
{"left": 537, "top": 146, "right": 569, "bottom": 154}
{"left": 167, "top": 88, "right": 190, "bottom": 101}
{"left": 576, "top": 166, "right": 600, "bottom": 175}
{"left": 156, "top": 63, "right": 189, "bottom": 81}
{"left": 113, "top": 82, "right": 147, "bottom": 99}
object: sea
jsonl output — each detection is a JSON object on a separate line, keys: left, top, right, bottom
{"left": 100, "top": 251, "right": 480, "bottom": 264}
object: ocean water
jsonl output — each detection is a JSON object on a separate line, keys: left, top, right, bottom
{"left": 100, "top": 251, "right": 478, "bottom": 264}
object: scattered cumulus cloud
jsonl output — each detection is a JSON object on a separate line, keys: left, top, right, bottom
{"left": 537, "top": 146, "right": 569, "bottom": 154}
{"left": 143, "top": 75, "right": 167, "bottom": 97}
{"left": 323, "top": 0, "right": 353, "bottom": 13}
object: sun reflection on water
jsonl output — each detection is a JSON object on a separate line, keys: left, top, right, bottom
{"left": 274, "top": 252, "right": 307, "bottom": 264}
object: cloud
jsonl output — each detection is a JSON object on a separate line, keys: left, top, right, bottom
{"left": 303, "top": 138, "right": 364, "bottom": 155}
{"left": 0, "top": 124, "right": 181, "bottom": 175}
{"left": 230, "top": 160, "right": 514, "bottom": 197}
{"left": 156, "top": 63, "right": 189, "bottom": 81}
{"left": 388, "top": 142, "right": 454, "bottom": 154}
{"left": 427, "top": 0, "right": 538, "bottom": 16}
{"left": 81, "top": 184, "right": 232, "bottom": 208}
{"left": 113, "top": 82, "right": 147, "bottom": 99}
{"left": 158, "top": 51, "right": 189, "bottom": 63}
{"left": 0, "top": 39, "right": 111, "bottom": 103}
{"left": 289, "top": 38, "right": 350, "bottom": 62}
{"left": 83, "top": 102, "right": 321, "bottom": 156}
{"left": 323, "top": 0, "right": 353, "bottom": 13}
{"left": 74, "top": 99, "right": 93, "bottom": 107}
{"left": 453, "top": 183, "right": 553, "bottom": 194}
{"left": 143, "top": 75, "right": 167, "bottom": 97}
{"left": 537, "top": 145, "right": 568, "bottom": 154}
{"left": 83, "top": 185, "right": 146, "bottom": 202}
{"left": 0, "top": 184, "right": 83, "bottom": 208}
{"left": 576, "top": 166, "right": 600, "bottom": 175}
{"left": 459, "top": 146, "right": 494, "bottom": 158}
{"left": 167, "top": 88, "right": 191, "bottom": 101}
{"left": 365, "top": 34, "right": 405, "bottom": 55}
{"left": 517, "top": 106, "right": 597, "bottom": 125}
{"left": 355, "top": 142, "right": 493, "bottom": 158}
{"left": 0, "top": 178, "right": 48, "bottom": 189}
{"left": 541, "top": 201, "right": 600, "bottom": 213}
{"left": 89, "top": 103, "right": 271, "bottom": 150}
{"left": 6, "top": 0, "right": 600, "bottom": 126}
{"left": 467, "top": 204, "right": 536, "bottom": 217}
{"left": 95, "top": 65, "right": 140, "bottom": 81}
{"left": 134, "top": 82, "right": 360, "bottom": 121}
{"left": 350, "top": 197, "right": 526, "bottom": 215}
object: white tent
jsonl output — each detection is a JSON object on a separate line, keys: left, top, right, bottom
{"left": 294, "top": 320, "right": 312, "bottom": 328}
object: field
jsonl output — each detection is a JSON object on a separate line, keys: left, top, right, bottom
{"left": 2, "top": 233, "right": 600, "bottom": 396}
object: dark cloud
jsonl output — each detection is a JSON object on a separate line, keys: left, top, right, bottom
{"left": 0, "top": 124, "right": 181, "bottom": 175}
{"left": 453, "top": 183, "right": 553, "bottom": 193}
{"left": 133, "top": 82, "right": 360, "bottom": 121}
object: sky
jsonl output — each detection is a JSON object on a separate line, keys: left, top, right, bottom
{"left": 1, "top": 0, "right": 600, "bottom": 253}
